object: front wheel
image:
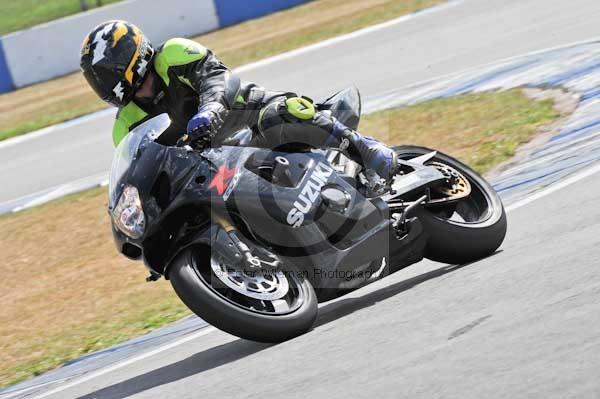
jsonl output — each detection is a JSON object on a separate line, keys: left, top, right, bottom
{"left": 393, "top": 146, "right": 507, "bottom": 264}
{"left": 168, "top": 247, "right": 318, "bottom": 343}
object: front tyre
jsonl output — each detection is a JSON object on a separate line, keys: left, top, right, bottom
{"left": 394, "top": 146, "right": 507, "bottom": 264}
{"left": 169, "top": 247, "right": 318, "bottom": 343}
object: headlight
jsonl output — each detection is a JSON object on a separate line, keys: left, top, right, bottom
{"left": 112, "top": 185, "right": 145, "bottom": 239}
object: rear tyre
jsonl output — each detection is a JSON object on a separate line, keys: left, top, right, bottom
{"left": 169, "top": 247, "right": 318, "bottom": 343}
{"left": 393, "top": 146, "right": 507, "bottom": 264}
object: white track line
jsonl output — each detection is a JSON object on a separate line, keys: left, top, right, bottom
{"left": 26, "top": 327, "right": 217, "bottom": 399}
{"left": 505, "top": 161, "right": 600, "bottom": 212}
{"left": 23, "top": 161, "right": 600, "bottom": 399}
{"left": 0, "top": 108, "right": 115, "bottom": 150}
{"left": 234, "top": 0, "right": 464, "bottom": 73}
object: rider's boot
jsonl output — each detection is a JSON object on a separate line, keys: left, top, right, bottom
{"left": 327, "top": 119, "right": 398, "bottom": 186}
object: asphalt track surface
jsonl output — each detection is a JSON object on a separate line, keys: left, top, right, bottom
{"left": 3, "top": 0, "right": 600, "bottom": 206}
{"left": 11, "top": 177, "right": 600, "bottom": 399}
{"left": 3, "top": 0, "right": 600, "bottom": 398}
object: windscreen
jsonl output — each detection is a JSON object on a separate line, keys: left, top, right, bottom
{"left": 108, "top": 114, "right": 171, "bottom": 207}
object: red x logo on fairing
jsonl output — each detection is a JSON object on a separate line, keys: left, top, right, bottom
{"left": 209, "top": 165, "right": 237, "bottom": 196}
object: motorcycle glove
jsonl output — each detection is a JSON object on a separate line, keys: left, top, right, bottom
{"left": 179, "top": 102, "right": 228, "bottom": 147}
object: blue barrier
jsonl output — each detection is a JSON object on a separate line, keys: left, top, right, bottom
{"left": 0, "top": 39, "right": 14, "bottom": 94}
{"left": 214, "top": 0, "right": 310, "bottom": 27}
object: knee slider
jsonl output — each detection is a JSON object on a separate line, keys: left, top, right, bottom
{"left": 285, "top": 96, "right": 316, "bottom": 121}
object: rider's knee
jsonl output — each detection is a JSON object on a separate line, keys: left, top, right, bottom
{"left": 258, "top": 96, "right": 333, "bottom": 136}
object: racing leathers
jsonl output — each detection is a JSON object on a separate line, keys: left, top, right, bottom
{"left": 112, "top": 38, "right": 397, "bottom": 182}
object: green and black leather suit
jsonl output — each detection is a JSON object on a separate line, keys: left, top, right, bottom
{"left": 113, "top": 38, "right": 396, "bottom": 180}
{"left": 113, "top": 37, "right": 333, "bottom": 148}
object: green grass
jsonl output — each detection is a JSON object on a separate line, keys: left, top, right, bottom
{"left": 8, "top": 296, "right": 190, "bottom": 386}
{"left": 0, "top": 89, "right": 563, "bottom": 388}
{"left": 0, "top": 0, "right": 123, "bottom": 35}
{"left": 361, "top": 89, "right": 562, "bottom": 173}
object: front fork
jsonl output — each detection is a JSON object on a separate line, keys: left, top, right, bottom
{"left": 211, "top": 211, "right": 280, "bottom": 270}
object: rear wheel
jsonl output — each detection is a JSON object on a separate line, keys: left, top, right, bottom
{"left": 169, "top": 247, "right": 318, "bottom": 343}
{"left": 393, "top": 146, "right": 507, "bottom": 264}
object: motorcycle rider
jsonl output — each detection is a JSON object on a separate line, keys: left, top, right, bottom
{"left": 80, "top": 20, "right": 398, "bottom": 186}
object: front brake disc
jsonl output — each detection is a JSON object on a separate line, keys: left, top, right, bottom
{"left": 210, "top": 256, "right": 290, "bottom": 301}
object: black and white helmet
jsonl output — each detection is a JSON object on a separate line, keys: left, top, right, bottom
{"left": 80, "top": 20, "right": 154, "bottom": 107}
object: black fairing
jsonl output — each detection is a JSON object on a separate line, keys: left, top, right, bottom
{"left": 318, "top": 86, "right": 361, "bottom": 130}
{"left": 110, "top": 89, "right": 427, "bottom": 294}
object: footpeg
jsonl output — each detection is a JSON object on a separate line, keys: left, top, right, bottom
{"left": 392, "top": 194, "right": 428, "bottom": 237}
{"left": 146, "top": 272, "right": 161, "bottom": 282}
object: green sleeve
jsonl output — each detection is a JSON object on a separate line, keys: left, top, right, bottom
{"left": 112, "top": 118, "right": 129, "bottom": 147}
{"left": 112, "top": 102, "right": 149, "bottom": 146}
{"left": 153, "top": 38, "right": 237, "bottom": 109}
{"left": 153, "top": 38, "right": 207, "bottom": 87}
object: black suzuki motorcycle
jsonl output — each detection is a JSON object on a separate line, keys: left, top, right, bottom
{"left": 108, "top": 87, "right": 507, "bottom": 342}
